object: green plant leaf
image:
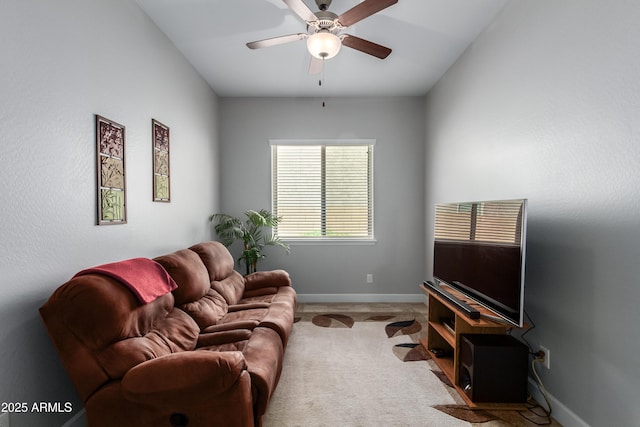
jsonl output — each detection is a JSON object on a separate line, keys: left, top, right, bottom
{"left": 209, "top": 209, "right": 290, "bottom": 272}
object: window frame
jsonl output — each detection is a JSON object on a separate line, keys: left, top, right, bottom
{"left": 270, "top": 139, "right": 376, "bottom": 245}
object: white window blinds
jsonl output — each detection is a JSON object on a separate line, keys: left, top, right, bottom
{"left": 271, "top": 142, "right": 373, "bottom": 239}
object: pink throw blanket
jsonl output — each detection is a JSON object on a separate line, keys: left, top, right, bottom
{"left": 74, "top": 258, "right": 178, "bottom": 304}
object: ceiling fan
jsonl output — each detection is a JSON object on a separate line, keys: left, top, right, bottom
{"left": 247, "top": 0, "right": 398, "bottom": 74}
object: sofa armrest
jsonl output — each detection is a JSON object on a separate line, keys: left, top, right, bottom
{"left": 201, "top": 320, "right": 259, "bottom": 333}
{"left": 122, "top": 351, "right": 246, "bottom": 406}
{"left": 244, "top": 270, "right": 291, "bottom": 291}
{"left": 197, "top": 329, "right": 252, "bottom": 347}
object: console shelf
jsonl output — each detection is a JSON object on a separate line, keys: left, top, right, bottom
{"left": 419, "top": 283, "right": 526, "bottom": 410}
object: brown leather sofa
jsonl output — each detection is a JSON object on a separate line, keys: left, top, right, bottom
{"left": 40, "top": 241, "right": 296, "bottom": 427}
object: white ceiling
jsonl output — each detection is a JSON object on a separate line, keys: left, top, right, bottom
{"left": 135, "top": 0, "right": 508, "bottom": 97}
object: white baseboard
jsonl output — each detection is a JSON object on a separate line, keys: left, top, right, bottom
{"left": 528, "top": 377, "right": 589, "bottom": 427}
{"left": 297, "top": 293, "right": 426, "bottom": 304}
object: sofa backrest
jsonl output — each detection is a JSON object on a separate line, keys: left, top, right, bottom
{"left": 189, "top": 241, "right": 235, "bottom": 281}
{"left": 39, "top": 274, "right": 199, "bottom": 402}
{"left": 154, "top": 242, "right": 246, "bottom": 329}
{"left": 154, "top": 248, "right": 211, "bottom": 306}
{"left": 191, "top": 242, "right": 246, "bottom": 305}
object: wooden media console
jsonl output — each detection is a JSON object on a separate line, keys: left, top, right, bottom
{"left": 419, "top": 283, "right": 528, "bottom": 409}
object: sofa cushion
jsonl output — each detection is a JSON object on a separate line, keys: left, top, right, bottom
{"left": 197, "top": 329, "right": 253, "bottom": 348}
{"left": 180, "top": 288, "right": 229, "bottom": 328}
{"left": 190, "top": 241, "right": 235, "bottom": 281}
{"left": 56, "top": 275, "right": 178, "bottom": 349}
{"left": 240, "top": 286, "right": 297, "bottom": 308}
{"left": 197, "top": 340, "right": 250, "bottom": 353}
{"left": 97, "top": 308, "right": 199, "bottom": 379}
{"left": 154, "top": 249, "right": 210, "bottom": 306}
{"left": 220, "top": 308, "right": 269, "bottom": 325}
{"left": 211, "top": 271, "right": 246, "bottom": 305}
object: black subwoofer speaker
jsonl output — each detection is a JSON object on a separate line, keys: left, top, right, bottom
{"left": 458, "top": 334, "right": 528, "bottom": 403}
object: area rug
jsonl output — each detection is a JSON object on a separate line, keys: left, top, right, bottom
{"left": 262, "top": 312, "right": 555, "bottom": 427}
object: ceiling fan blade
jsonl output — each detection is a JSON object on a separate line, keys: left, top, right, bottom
{"left": 308, "top": 56, "right": 323, "bottom": 75}
{"left": 341, "top": 34, "right": 392, "bottom": 59}
{"left": 282, "top": 0, "right": 318, "bottom": 22}
{"left": 247, "top": 33, "right": 307, "bottom": 49}
{"left": 337, "top": 0, "right": 398, "bottom": 28}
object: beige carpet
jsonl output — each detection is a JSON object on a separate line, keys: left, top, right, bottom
{"left": 263, "top": 312, "right": 466, "bottom": 427}
{"left": 263, "top": 310, "right": 558, "bottom": 427}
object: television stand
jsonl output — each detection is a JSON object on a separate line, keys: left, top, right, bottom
{"left": 419, "top": 283, "right": 528, "bottom": 409}
{"left": 423, "top": 280, "right": 480, "bottom": 319}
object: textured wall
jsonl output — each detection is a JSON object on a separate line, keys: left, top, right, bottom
{"left": 219, "top": 97, "right": 426, "bottom": 300}
{"left": 425, "top": 1, "right": 640, "bottom": 425}
{"left": 0, "top": 1, "right": 219, "bottom": 425}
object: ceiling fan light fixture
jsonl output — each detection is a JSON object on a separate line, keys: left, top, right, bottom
{"left": 307, "top": 31, "right": 341, "bottom": 59}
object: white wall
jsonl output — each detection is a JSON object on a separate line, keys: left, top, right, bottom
{"left": 424, "top": 1, "right": 640, "bottom": 426}
{"left": 219, "top": 97, "right": 425, "bottom": 300}
{"left": 0, "top": 1, "right": 220, "bottom": 426}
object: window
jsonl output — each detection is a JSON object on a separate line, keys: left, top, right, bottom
{"left": 271, "top": 140, "right": 374, "bottom": 241}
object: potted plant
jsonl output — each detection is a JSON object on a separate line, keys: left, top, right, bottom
{"left": 209, "top": 209, "right": 290, "bottom": 275}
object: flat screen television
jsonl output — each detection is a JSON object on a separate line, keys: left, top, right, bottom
{"left": 432, "top": 198, "right": 528, "bottom": 327}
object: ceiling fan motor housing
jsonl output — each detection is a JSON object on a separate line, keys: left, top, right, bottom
{"left": 307, "top": 11, "right": 341, "bottom": 35}
{"left": 315, "top": 0, "right": 332, "bottom": 11}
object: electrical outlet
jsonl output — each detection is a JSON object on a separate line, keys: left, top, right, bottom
{"left": 539, "top": 345, "right": 551, "bottom": 369}
{"left": 0, "top": 412, "right": 10, "bottom": 427}
{"left": 366, "top": 274, "right": 373, "bottom": 283}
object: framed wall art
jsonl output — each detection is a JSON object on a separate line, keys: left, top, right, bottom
{"left": 152, "top": 119, "right": 170, "bottom": 202}
{"left": 96, "top": 115, "right": 127, "bottom": 225}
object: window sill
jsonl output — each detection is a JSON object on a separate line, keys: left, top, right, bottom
{"left": 284, "top": 238, "right": 377, "bottom": 246}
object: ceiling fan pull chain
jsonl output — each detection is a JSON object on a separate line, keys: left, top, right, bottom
{"left": 321, "top": 58, "right": 326, "bottom": 107}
